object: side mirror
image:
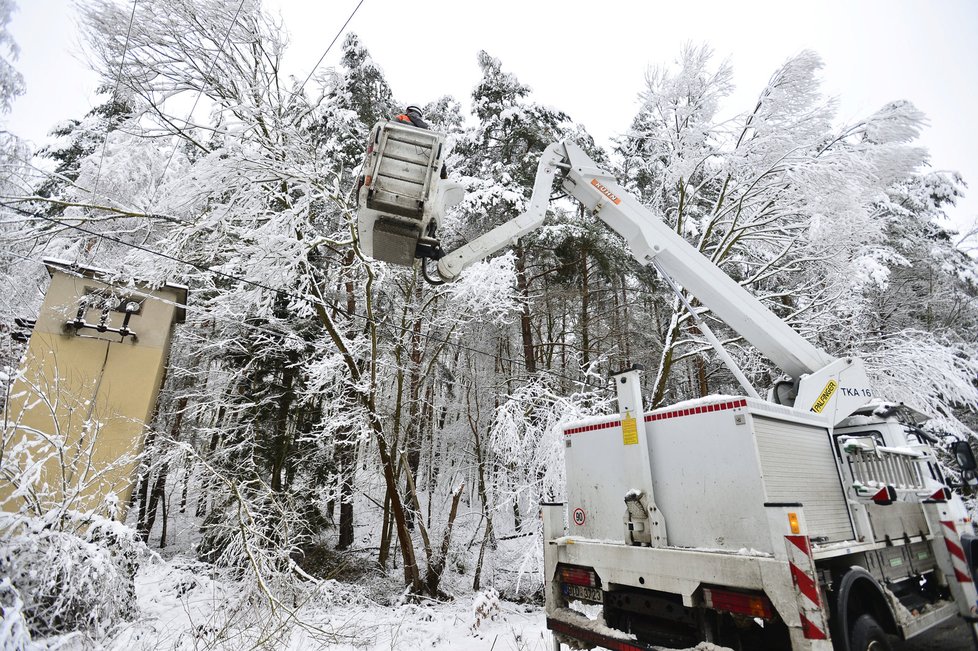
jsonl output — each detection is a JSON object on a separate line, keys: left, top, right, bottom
{"left": 951, "top": 440, "right": 978, "bottom": 472}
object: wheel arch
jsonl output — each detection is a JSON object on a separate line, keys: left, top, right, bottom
{"left": 830, "top": 566, "right": 898, "bottom": 651}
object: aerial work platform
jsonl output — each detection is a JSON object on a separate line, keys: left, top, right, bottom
{"left": 356, "top": 120, "right": 461, "bottom": 267}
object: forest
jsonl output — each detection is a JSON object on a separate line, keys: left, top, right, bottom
{"left": 1, "top": 0, "right": 977, "bottom": 648}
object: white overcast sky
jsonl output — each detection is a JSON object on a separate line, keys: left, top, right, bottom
{"left": 6, "top": 0, "right": 977, "bottom": 230}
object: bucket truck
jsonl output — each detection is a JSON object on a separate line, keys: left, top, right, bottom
{"left": 356, "top": 120, "right": 978, "bottom": 651}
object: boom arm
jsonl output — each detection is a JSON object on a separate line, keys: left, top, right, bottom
{"left": 436, "top": 141, "right": 872, "bottom": 424}
{"left": 436, "top": 142, "right": 566, "bottom": 280}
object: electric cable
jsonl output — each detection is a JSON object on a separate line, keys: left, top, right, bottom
{"left": 91, "top": 0, "right": 139, "bottom": 200}
{"left": 1, "top": 251, "right": 322, "bottom": 360}
{"left": 4, "top": 207, "right": 607, "bottom": 390}
{"left": 293, "top": 0, "right": 366, "bottom": 99}
{"left": 420, "top": 258, "right": 445, "bottom": 286}
{"left": 40, "top": 0, "right": 360, "bottom": 233}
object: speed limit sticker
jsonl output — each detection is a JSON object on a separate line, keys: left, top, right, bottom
{"left": 573, "top": 508, "right": 586, "bottom": 526}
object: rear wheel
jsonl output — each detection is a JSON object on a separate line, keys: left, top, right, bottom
{"left": 850, "top": 614, "right": 891, "bottom": 651}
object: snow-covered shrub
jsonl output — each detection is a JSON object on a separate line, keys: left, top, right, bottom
{"left": 191, "top": 458, "right": 311, "bottom": 613}
{"left": 0, "top": 511, "right": 145, "bottom": 640}
{"left": 196, "top": 475, "right": 305, "bottom": 577}
{"left": 488, "top": 376, "right": 613, "bottom": 599}
{"left": 0, "top": 577, "right": 34, "bottom": 651}
{"left": 470, "top": 587, "right": 500, "bottom": 632}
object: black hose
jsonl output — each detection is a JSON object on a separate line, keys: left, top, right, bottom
{"left": 421, "top": 258, "right": 445, "bottom": 286}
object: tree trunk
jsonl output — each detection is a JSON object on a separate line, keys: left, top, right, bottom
{"left": 514, "top": 241, "right": 536, "bottom": 373}
{"left": 335, "top": 251, "right": 360, "bottom": 550}
{"left": 652, "top": 300, "right": 683, "bottom": 407}
{"left": 425, "top": 482, "right": 464, "bottom": 596}
{"left": 421, "top": 383, "right": 436, "bottom": 529}
{"left": 620, "top": 277, "right": 631, "bottom": 367}
{"left": 270, "top": 361, "right": 296, "bottom": 492}
{"left": 138, "top": 395, "right": 187, "bottom": 540}
{"left": 370, "top": 413, "right": 422, "bottom": 591}
{"left": 379, "top": 488, "right": 393, "bottom": 567}
{"left": 197, "top": 411, "right": 223, "bottom": 519}
{"left": 142, "top": 466, "right": 167, "bottom": 544}
{"left": 580, "top": 249, "right": 591, "bottom": 370}
{"left": 158, "top": 486, "right": 168, "bottom": 548}
{"left": 402, "top": 453, "right": 432, "bottom": 561}
{"left": 403, "top": 293, "right": 424, "bottom": 529}
{"left": 135, "top": 471, "right": 150, "bottom": 539}
{"left": 335, "top": 393, "right": 356, "bottom": 550}
{"left": 179, "top": 464, "right": 189, "bottom": 514}
{"left": 512, "top": 486, "right": 522, "bottom": 531}
{"left": 310, "top": 266, "right": 422, "bottom": 592}
{"left": 468, "top": 388, "right": 494, "bottom": 591}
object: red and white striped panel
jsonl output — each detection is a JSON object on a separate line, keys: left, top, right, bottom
{"left": 785, "top": 535, "right": 828, "bottom": 641}
{"left": 940, "top": 520, "right": 973, "bottom": 584}
{"left": 564, "top": 419, "right": 621, "bottom": 436}
{"left": 644, "top": 398, "right": 747, "bottom": 423}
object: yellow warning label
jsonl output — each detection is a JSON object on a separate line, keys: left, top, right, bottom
{"left": 811, "top": 379, "right": 838, "bottom": 414}
{"left": 622, "top": 415, "right": 638, "bottom": 445}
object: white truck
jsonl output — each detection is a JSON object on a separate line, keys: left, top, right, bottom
{"left": 356, "top": 121, "right": 978, "bottom": 651}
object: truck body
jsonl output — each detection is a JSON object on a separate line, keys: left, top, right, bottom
{"left": 354, "top": 123, "right": 978, "bottom": 650}
{"left": 545, "top": 372, "right": 974, "bottom": 650}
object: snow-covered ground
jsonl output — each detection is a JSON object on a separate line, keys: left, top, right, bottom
{"left": 99, "top": 557, "right": 729, "bottom": 651}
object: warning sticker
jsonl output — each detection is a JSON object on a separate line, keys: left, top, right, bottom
{"left": 621, "top": 415, "right": 638, "bottom": 446}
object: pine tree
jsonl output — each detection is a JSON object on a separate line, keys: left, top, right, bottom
{"left": 453, "top": 52, "right": 570, "bottom": 375}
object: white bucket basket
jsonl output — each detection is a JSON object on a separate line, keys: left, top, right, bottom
{"left": 356, "top": 120, "right": 461, "bottom": 266}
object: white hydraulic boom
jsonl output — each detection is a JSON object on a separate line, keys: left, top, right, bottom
{"left": 358, "top": 131, "right": 873, "bottom": 426}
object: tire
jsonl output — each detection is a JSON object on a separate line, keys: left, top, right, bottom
{"left": 850, "top": 614, "right": 891, "bottom": 651}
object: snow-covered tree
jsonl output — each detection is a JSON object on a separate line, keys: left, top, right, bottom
{"left": 616, "top": 47, "right": 957, "bottom": 412}
{"left": 3, "top": 6, "right": 977, "bottom": 640}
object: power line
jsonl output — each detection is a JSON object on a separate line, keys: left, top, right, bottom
{"left": 6, "top": 207, "right": 605, "bottom": 390}
{"left": 293, "top": 0, "right": 366, "bottom": 99}
{"left": 44, "top": 1, "right": 362, "bottom": 235}
{"left": 1, "top": 250, "right": 317, "bottom": 358}
{"left": 91, "top": 0, "right": 139, "bottom": 200}
{"left": 152, "top": 0, "right": 248, "bottom": 203}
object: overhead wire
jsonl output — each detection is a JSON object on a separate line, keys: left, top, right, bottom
{"left": 1, "top": 250, "right": 319, "bottom": 360}
{"left": 151, "top": 0, "right": 248, "bottom": 204}
{"left": 10, "top": 0, "right": 609, "bottom": 390}
{"left": 5, "top": 205, "right": 606, "bottom": 391}
{"left": 51, "top": 0, "right": 362, "bottom": 233}
{"left": 293, "top": 0, "right": 366, "bottom": 99}
{"left": 91, "top": 0, "right": 139, "bottom": 200}
{"left": 33, "top": 1, "right": 367, "bottom": 249}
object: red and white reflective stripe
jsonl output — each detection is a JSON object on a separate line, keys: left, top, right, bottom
{"left": 785, "top": 535, "right": 828, "bottom": 640}
{"left": 565, "top": 400, "right": 748, "bottom": 433}
{"left": 644, "top": 399, "right": 747, "bottom": 423}
{"left": 940, "top": 520, "right": 973, "bottom": 584}
{"left": 564, "top": 420, "right": 621, "bottom": 436}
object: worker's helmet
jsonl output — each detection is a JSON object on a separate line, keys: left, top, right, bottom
{"left": 405, "top": 105, "right": 423, "bottom": 117}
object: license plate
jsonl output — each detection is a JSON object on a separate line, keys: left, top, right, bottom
{"left": 562, "top": 583, "right": 602, "bottom": 603}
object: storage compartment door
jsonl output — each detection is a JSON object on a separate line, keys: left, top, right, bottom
{"left": 754, "top": 417, "right": 854, "bottom": 543}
